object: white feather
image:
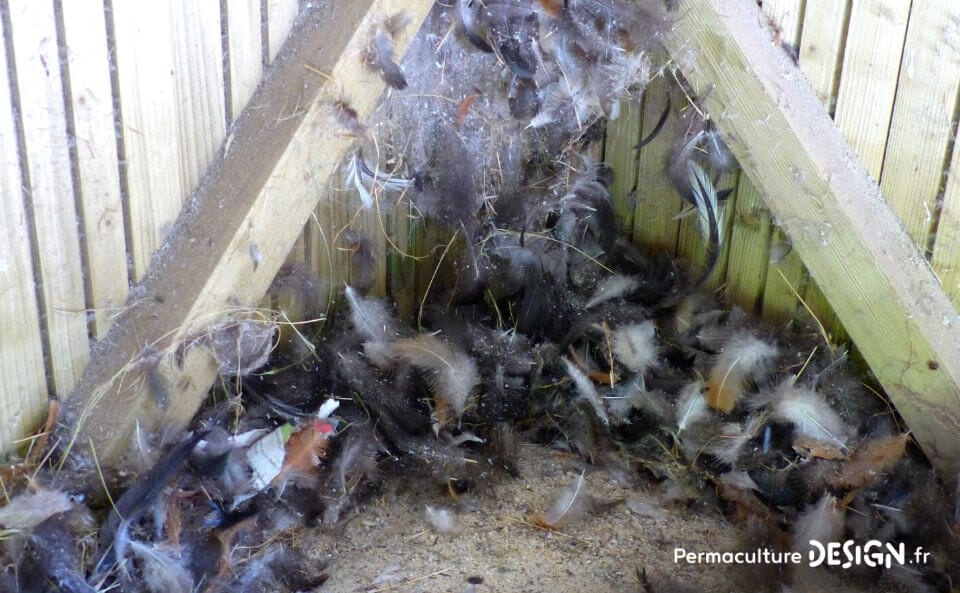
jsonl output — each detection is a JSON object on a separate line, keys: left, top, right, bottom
{"left": 128, "top": 540, "right": 194, "bottom": 593}
{"left": 344, "top": 285, "right": 397, "bottom": 344}
{"left": 675, "top": 380, "right": 708, "bottom": 434}
{"left": 0, "top": 489, "right": 73, "bottom": 530}
{"left": 585, "top": 275, "right": 640, "bottom": 308}
{"left": 424, "top": 505, "right": 459, "bottom": 533}
{"left": 791, "top": 494, "right": 845, "bottom": 555}
{"left": 611, "top": 320, "right": 657, "bottom": 373}
{"left": 771, "top": 380, "right": 849, "bottom": 449}
{"left": 563, "top": 357, "right": 609, "bottom": 425}
{"left": 345, "top": 153, "right": 374, "bottom": 209}
{"left": 707, "top": 412, "right": 768, "bottom": 466}
{"left": 542, "top": 472, "right": 591, "bottom": 527}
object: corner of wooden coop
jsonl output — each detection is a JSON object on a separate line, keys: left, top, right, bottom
{"left": 43, "top": 0, "right": 960, "bottom": 486}
{"left": 56, "top": 0, "right": 435, "bottom": 466}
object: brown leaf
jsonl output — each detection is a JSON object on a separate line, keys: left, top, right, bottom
{"left": 830, "top": 433, "right": 909, "bottom": 490}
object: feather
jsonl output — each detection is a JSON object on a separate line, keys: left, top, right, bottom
{"left": 791, "top": 494, "right": 844, "bottom": 556}
{"left": 207, "top": 319, "right": 277, "bottom": 377}
{"left": 0, "top": 488, "right": 73, "bottom": 530}
{"left": 706, "top": 412, "right": 768, "bottom": 466}
{"left": 706, "top": 332, "right": 777, "bottom": 413}
{"left": 611, "top": 321, "right": 657, "bottom": 374}
{"left": 455, "top": 0, "right": 493, "bottom": 52}
{"left": 96, "top": 431, "right": 207, "bottom": 575}
{"left": 687, "top": 161, "right": 724, "bottom": 245}
{"left": 771, "top": 380, "right": 849, "bottom": 450}
{"left": 344, "top": 285, "right": 397, "bottom": 344}
{"left": 830, "top": 433, "right": 908, "bottom": 489}
{"left": 585, "top": 275, "right": 639, "bottom": 308}
{"left": 341, "top": 229, "right": 378, "bottom": 296}
{"left": 273, "top": 419, "right": 335, "bottom": 487}
{"left": 424, "top": 506, "right": 459, "bottom": 533}
{"left": 391, "top": 333, "right": 479, "bottom": 419}
{"left": 563, "top": 357, "right": 610, "bottom": 425}
{"left": 344, "top": 150, "right": 413, "bottom": 210}
{"left": 364, "top": 31, "right": 407, "bottom": 90}
{"left": 530, "top": 472, "right": 593, "bottom": 529}
{"left": 675, "top": 381, "right": 708, "bottom": 434}
{"left": 26, "top": 513, "right": 96, "bottom": 593}
{"left": 128, "top": 540, "right": 194, "bottom": 593}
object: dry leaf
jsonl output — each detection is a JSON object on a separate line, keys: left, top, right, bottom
{"left": 829, "top": 433, "right": 908, "bottom": 490}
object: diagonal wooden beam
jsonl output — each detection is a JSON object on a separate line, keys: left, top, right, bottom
{"left": 62, "top": 0, "right": 433, "bottom": 465}
{"left": 663, "top": 0, "right": 960, "bottom": 478}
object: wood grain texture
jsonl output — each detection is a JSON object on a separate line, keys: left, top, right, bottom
{"left": 933, "top": 139, "right": 960, "bottom": 306}
{"left": 604, "top": 97, "right": 643, "bottom": 240}
{"left": 170, "top": 1, "right": 226, "bottom": 195}
{"left": 722, "top": 179, "right": 772, "bottom": 315}
{"left": 879, "top": 0, "right": 960, "bottom": 248}
{"left": 832, "top": 0, "right": 909, "bottom": 178}
{"left": 630, "top": 72, "right": 682, "bottom": 254}
{"left": 797, "top": 0, "right": 848, "bottom": 114}
{"left": 8, "top": 0, "right": 89, "bottom": 395}
{"left": 755, "top": 0, "right": 805, "bottom": 324}
{"left": 226, "top": 0, "right": 263, "bottom": 118}
{"left": 664, "top": 0, "right": 960, "bottom": 479}
{"left": 61, "top": 0, "right": 128, "bottom": 339}
{"left": 63, "top": 0, "right": 435, "bottom": 465}
{"left": 267, "top": 0, "right": 299, "bottom": 62}
{"left": 0, "top": 9, "right": 47, "bottom": 453}
{"left": 111, "top": 0, "right": 183, "bottom": 280}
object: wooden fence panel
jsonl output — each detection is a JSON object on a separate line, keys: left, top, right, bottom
{"left": 8, "top": 0, "right": 89, "bottom": 394}
{"left": 0, "top": 7, "right": 47, "bottom": 452}
{"left": 61, "top": 0, "right": 127, "bottom": 339}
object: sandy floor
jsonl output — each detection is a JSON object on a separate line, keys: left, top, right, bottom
{"left": 313, "top": 444, "right": 895, "bottom": 593}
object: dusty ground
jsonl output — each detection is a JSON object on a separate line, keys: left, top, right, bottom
{"left": 313, "top": 444, "right": 898, "bottom": 593}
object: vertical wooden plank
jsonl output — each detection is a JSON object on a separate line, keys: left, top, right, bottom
{"left": 932, "top": 141, "right": 960, "bottom": 306}
{"left": 267, "top": 0, "right": 299, "bottom": 62}
{"left": 388, "top": 202, "right": 418, "bottom": 321}
{"left": 60, "top": 0, "right": 128, "bottom": 339}
{"left": 631, "top": 72, "right": 682, "bottom": 253}
{"left": 762, "top": 0, "right": 802, "bottom": 43}
{"left": 798, "top": 0, "right": 849, "bottom": 114}
{"left": 722, "top": 179, "right": 772, "bottom": 315}
{"left": 0, "top": 7, "right": 47, "bottom": 452}
{"left": 227, "top": 0, "right": 263, "bottom": 118}
{"left": 833, "top": 0, "right": 910, "bottom": 178}
{"left": 795, "top": 0, "right": 850, "bottom": 339}
{"left": 9, "top": 0, "right": 89, "bottom": 394}
{"left": 604, "top": 98, "right": 642, "bottom": 240}
{"left": 171, "top": 1, "right": 226, "bottom": 195}
{"left": 755, "top": 0, "right": 805, "bottom": 324}
{"left": 111, "top": 0, "right": 182, "bottom": 280}
{"left": 879, "top": 1, "right": 960, "bottom": 248}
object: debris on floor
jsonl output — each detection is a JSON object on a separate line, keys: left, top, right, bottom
{"left": 2, "top": 1, "right": 958, "bottom": 592}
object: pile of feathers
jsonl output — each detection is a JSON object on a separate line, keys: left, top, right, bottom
{"left": 2, "top": 1, "right": 958, "bottom": 592}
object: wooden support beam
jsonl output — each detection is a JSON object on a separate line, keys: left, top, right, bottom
{"left": 663, "top": 0, "right": 960, "bottom": 478}
{"left": 62, "top": 0, "right": 433, "bottom": 465}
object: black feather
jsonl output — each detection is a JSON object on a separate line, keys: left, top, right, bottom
{"left": 95, "top": 431, "right": 207, "bottom": 575}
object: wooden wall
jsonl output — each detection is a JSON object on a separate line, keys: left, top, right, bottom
{"left": 0, "top": 0, "right": 301, "bottom": 454}
{"left": 605, "top": 0, "right": 960, "bottom": 339}
{"left": 1, "top": 0, "right": 958, "bottom": 455}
